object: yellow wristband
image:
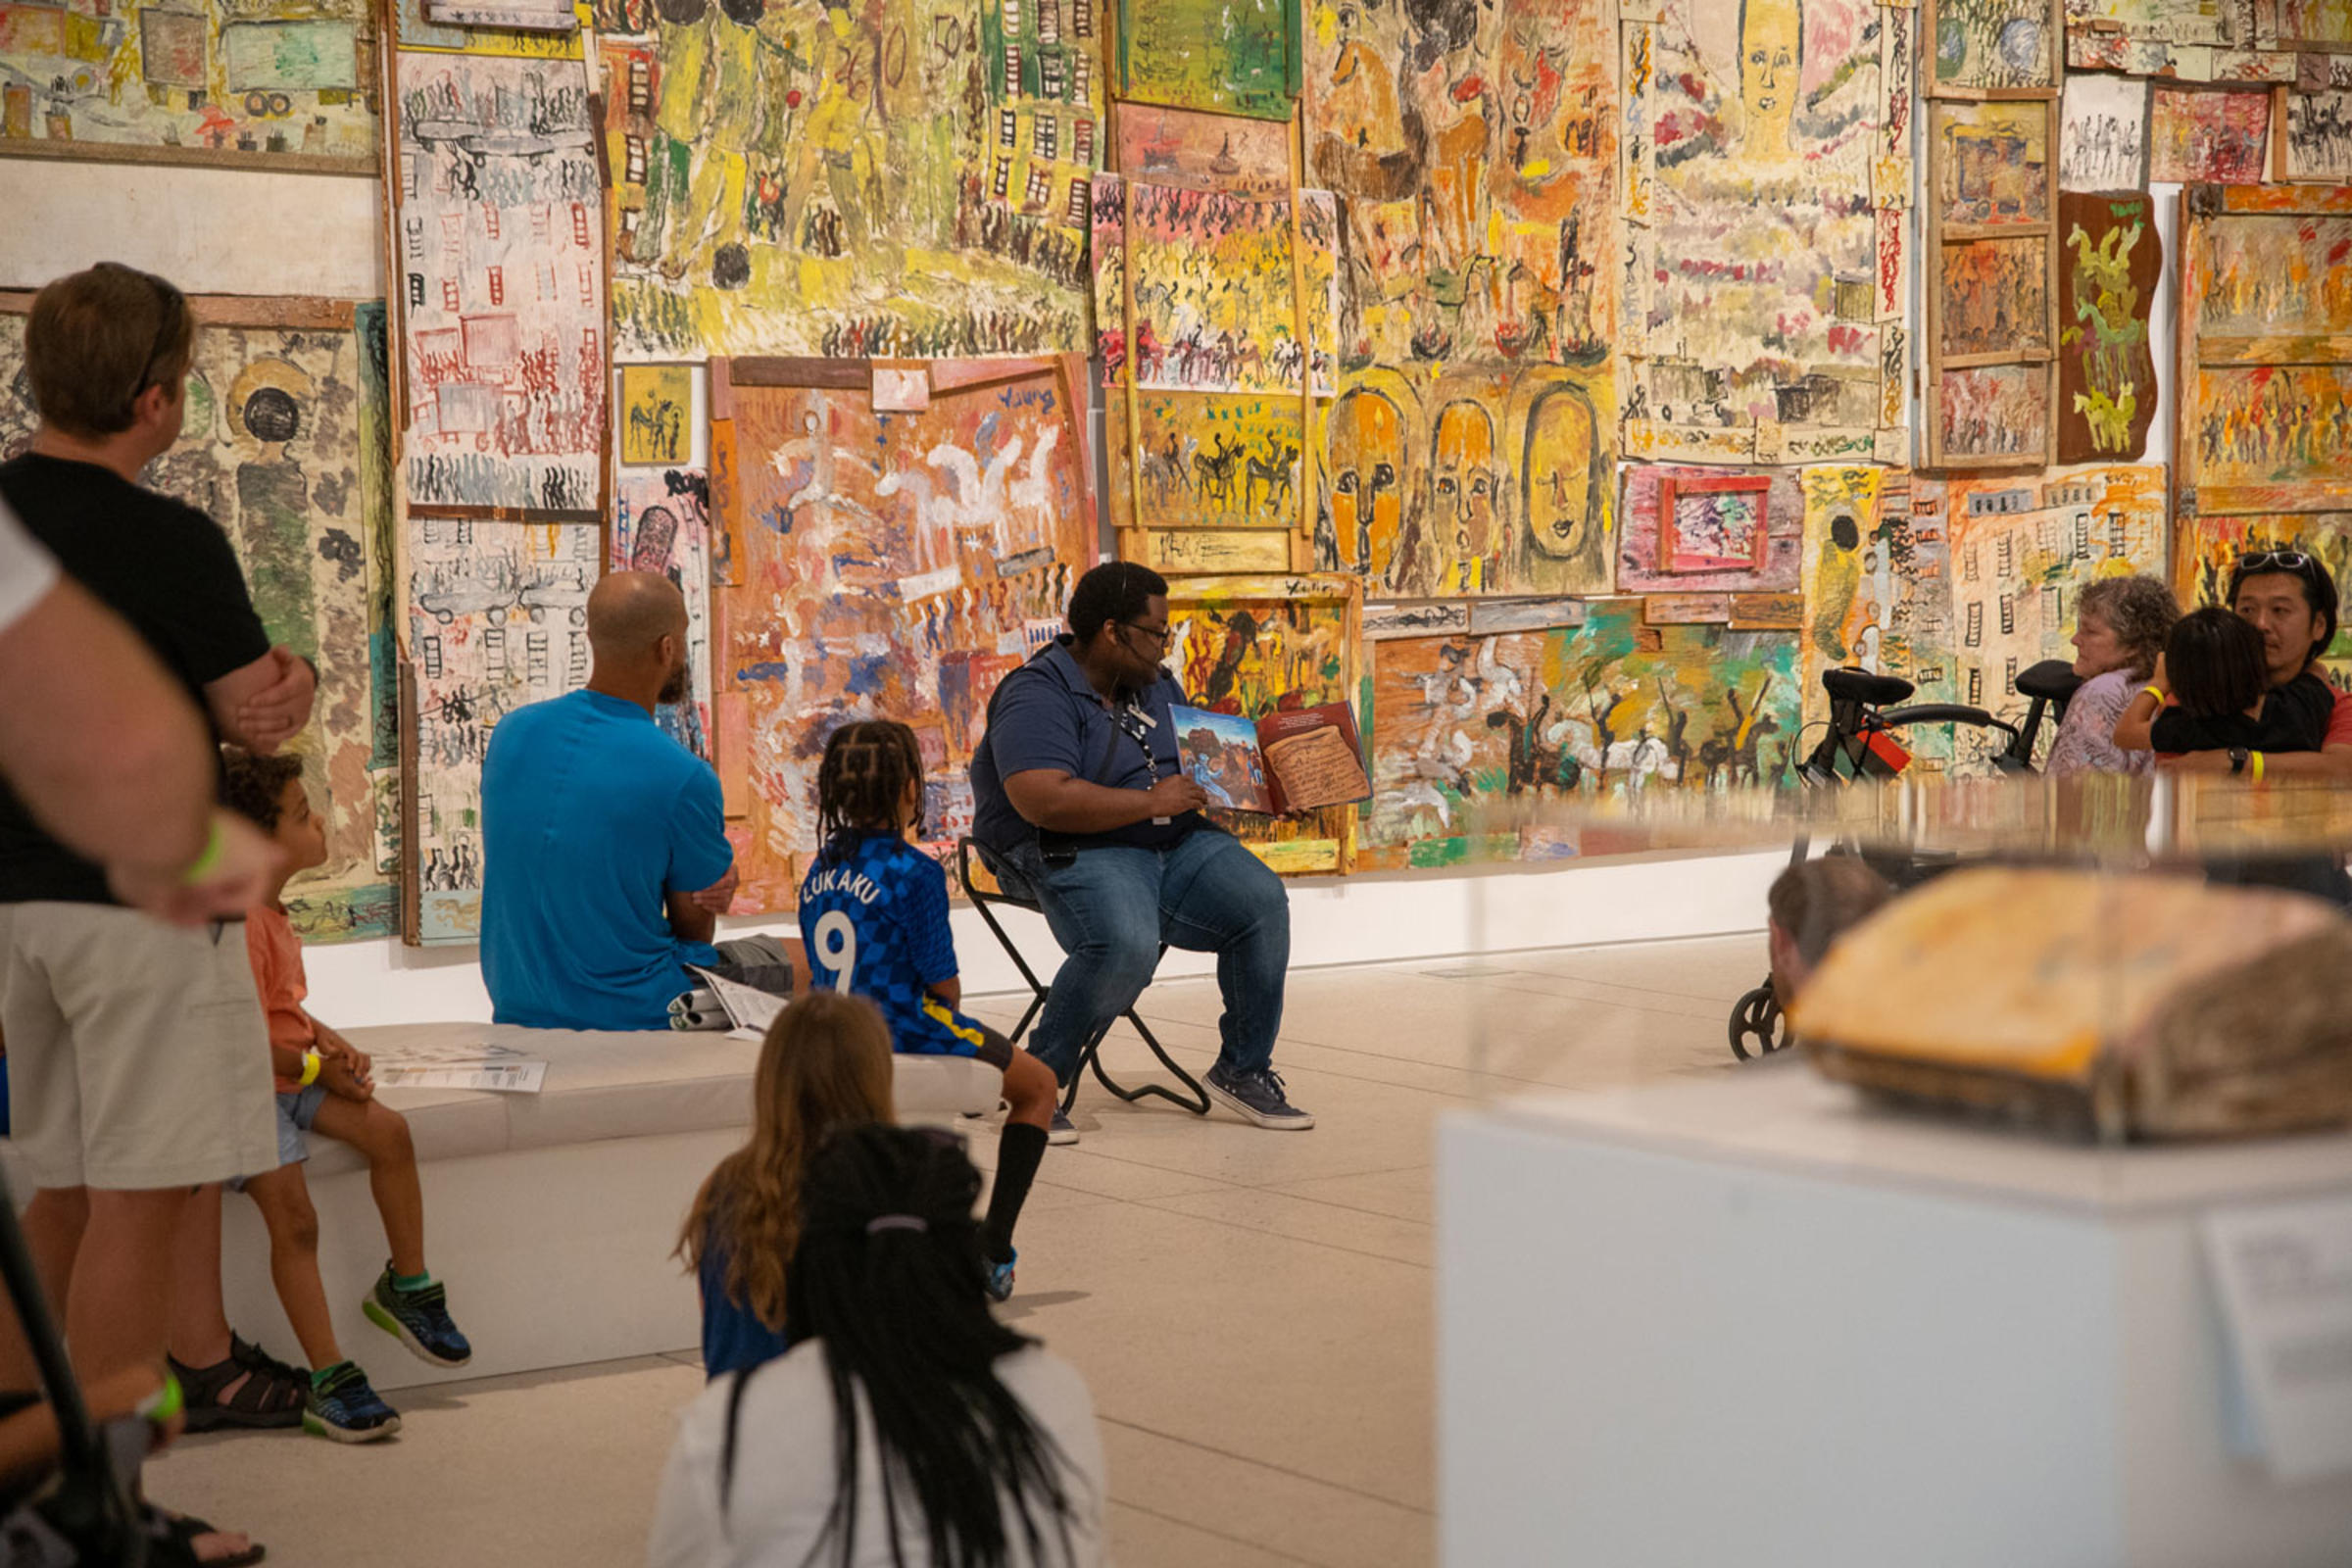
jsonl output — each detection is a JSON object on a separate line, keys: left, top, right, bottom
{"left": 2142, "top": 686, "right": 2167, "bottom": 707}
{"left": 178, "top": 816, "right": 226, "bottom": 887}
{"left": 2251, "top": 751, "right": 2267, "bottom": 785}
{"left": 299, "top": 1050, "right": 322, "bottom": 1088}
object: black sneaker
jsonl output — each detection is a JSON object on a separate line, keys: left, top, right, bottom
{"left": 363, "top": 1264, "right": 472, "bottom": 1368}
{"left": 304, "top": 1361, "right": 401, "bottom": 1444}
{"left": 1203, "top": 1065, "right": 1316, "bottom": 1130}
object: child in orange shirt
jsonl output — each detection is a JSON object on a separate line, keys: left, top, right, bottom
{"left": 220, "top": 749, "right": 471, "bottom": 1443}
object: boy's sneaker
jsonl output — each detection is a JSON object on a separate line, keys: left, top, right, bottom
{"left": 984, "top": 1248, "right": 1017, "bottom": 1303}
{"left": 364, "top": 1265, "right": 472, "bottom": 1367}
{"left": 304, "top": 1362, "right": 401, "bottom": 1444}
{"left": 1203, "top": 1065, "right": 1316, "bottom": 1131}
{"left": 1048, "top": 1109, "right": 1079, "bottom": 1146}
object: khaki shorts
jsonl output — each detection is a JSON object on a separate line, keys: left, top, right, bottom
{"left": 0, "top": 904, "right": 279, "bottom": 1191}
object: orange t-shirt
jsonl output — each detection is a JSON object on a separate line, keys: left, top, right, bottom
{"left": 245, "top": 904, "right": 318, "bottom": 1094}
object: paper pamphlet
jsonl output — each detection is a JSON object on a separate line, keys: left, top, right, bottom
{"left": 368, "top": 1040, "right": 548, "bottom": 1094}
{"left": 688, "top": 966, "right": 787, "bottom": 1036}
{"left": 2201, "top": 1193, "right": 2352, "bottom": 1481}
{"left": 1170, "top": 702, "right": 1371, "bottom": 815}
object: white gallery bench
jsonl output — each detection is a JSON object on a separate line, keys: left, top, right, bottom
{"left": 206, "top": 1022, "right": 1000, "bottom": 1392}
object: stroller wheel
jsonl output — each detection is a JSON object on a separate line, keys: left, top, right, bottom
{"left": 1728, "top": 985, "right": 1785, "bottom": 1061}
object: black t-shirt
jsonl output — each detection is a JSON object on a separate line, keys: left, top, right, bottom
{"left": 2151, "top": 671, "right": 2336, "bottom": 758}
{"left": 0, "top": 453, "right": 270, "bottom": 905}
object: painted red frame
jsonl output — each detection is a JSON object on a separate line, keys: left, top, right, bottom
{"left": 1656, "top": 472, "right": 1774, "bottom": 574}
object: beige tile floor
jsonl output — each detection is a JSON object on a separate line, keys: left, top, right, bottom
{"left": 147, "top": 934, "right": 1766, "bottom": 1567}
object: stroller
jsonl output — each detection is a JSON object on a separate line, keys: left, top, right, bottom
{"left": 1727, "top": 660, "right": 2082, "bottom": 1060}
{"left": 0, "top": 1160, "right": 171, "bottom": 1567}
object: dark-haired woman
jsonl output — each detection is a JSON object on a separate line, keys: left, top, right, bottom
{"left": 647, "top": 1124, "right": 1105, "bottom": 1568}
{"left": 797, "top": 720, "right": 1056, "bottom": 1302}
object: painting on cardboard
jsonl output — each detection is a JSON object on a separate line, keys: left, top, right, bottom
{"left": 1799, "top": 466, "right": 1960, "bottom": 767}
{"left": 2280, "top": 89, "right": 2352, "bottom": 180}
{"left": 406, "top": 519, "right": 598, "bottom": 944}
{"left": 1929, "top": 0, "right": 2059, "bottom": 92}
{"left": 605, "top": 0, "right": 1100, "bottom": 362}
{"left": 714, "top": 370, "right": 1094, "bottom": 913}
{"left": 393, "top": 50, "right": 604, "bottom": 517}
{"left": 2148, "top": 85, "right": 2271, "bottom": 181}
{"left": 1939, "top": 464, "right": 2168, "bottom": 761}
{"left": 1617, "top": 466, "right": 1802, "bottom": 595}
{"left": 1108, "top": 391, "right": 1304, "bottom": 532}
{"left": 1120, "top": 181, "right": 1332, "bottom": 397}
{"left": 2058, "top": 190, "right": 2159, "bottom": 464}
{"left": 1164, "top": 574, "right": 1360, "bottom": 874}
{"left": 1622, "top": 0, "right": 1887, "bottom": 456}
{"left": 612, "top": 467, "right": 711, "bottom": 758}
{"left": 1361, "top": 606, "right": 1800, "bottom": 868}
{"left": 618, "top": 365, "right": 691, "bottom": 466}
{"left": 1934, "top": 99, "right": 2054, "bottom": 228}
{"left": 0, "top": 0, "right": 376, "bottom": 170}
{"left": 1114, "top": 0, "right": 1296, "bottom": 122}
{"left": 1309, "top": 0, "right": 1615, "bottom": 376}
{"left": 1938, "top": 235, "right": 2053, "bottom": 359}
{"left": 1937, "top": 363, "right": 2052, "bottom": 464}
{"left": 0, "top": 300, "right": 398, "bottom": 939}
{"left": 1113, "top": 103, "right": 1290, "bottom": 195}
{"left": 1316, "top": 364, "right": 1615, "bottom": 597}
{"left": 2059, "top": 72, "right": 2149, "bottom": 192}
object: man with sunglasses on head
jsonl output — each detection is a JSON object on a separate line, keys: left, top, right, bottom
{"left": 0, "top": 264, "right": 319, "bottom": 1566}
{"left": 2152, "top": 550, "right": 2352, "bottom": 783}
{"left": 970, "top": 562, "right": 1313, "bottom": 1142}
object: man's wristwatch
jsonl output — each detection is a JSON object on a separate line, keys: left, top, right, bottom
{"left": 2229, "top": 746, "right": 2250, "bottom": 775}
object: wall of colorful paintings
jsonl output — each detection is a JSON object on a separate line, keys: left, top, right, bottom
{"left": 9, "top": 0, "right": 2352, "bottom": 942}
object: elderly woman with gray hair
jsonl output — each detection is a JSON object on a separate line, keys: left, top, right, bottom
{"left": 2043, "top": 575, "right": 2181, "bottom": 779}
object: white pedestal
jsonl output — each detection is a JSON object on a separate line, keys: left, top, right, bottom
{"left": 1437, "top": 1060, "right": 2352, "bottom": 1568}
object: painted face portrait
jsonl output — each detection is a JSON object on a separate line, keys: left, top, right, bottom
{"left": 1330, "top": 387, "right": 1405, "bottom": 577}
{"left": 1739, "top": 0, "right": 1800, "bottom": 154}
{"left": 1521, "top": 382, "right": 1600, "bottom": 566}
{"left": 1431, "top": 401, "right": 1498, "bottom": 576}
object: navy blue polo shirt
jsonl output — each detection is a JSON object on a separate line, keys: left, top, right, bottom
{"left": 970, "top": 638, "right": 1205, "bottom": 853}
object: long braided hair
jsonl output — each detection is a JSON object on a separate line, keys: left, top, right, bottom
{"left": 783, "top": 1124, "right": 1087, "bottom": 1568}
{"left": 814, "top": 720, "right": 926, "bottom": 863}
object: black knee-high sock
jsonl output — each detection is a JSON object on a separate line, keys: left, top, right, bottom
{"left": 983, "top": 1122, "right": 1049, "bottom": 1263}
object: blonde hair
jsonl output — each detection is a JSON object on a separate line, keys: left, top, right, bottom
{"left": 676, "top": 990, "right": 896, "bottom": 1330}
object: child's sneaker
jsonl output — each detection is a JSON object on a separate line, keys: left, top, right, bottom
{"left": 363, "top": 1264, "right": 472, "bottom": 1367}
{"left": 984, "top": 1248, "right": 1017, "bottom": 1304}
{"left": 304, "top": 1361, "right": 401, "bottom": 1444}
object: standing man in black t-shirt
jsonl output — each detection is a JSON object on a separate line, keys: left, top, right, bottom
{"left": 0, "top": 266, "right": 318, "bottom": 1435}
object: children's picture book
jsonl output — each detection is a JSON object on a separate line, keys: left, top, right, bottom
{"left": 1172, "top": 703, "right": 1372, "bottom": 814}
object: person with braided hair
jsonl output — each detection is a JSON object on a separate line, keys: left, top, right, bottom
{"left": 648, "top": 1123, "right": 1104, "bottom": 1568}
{"left": 798, "top": 720, "right": 1056, "bottom": 1302}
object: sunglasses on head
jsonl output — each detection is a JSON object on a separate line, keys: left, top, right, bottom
{"left": 2239, "top": 549, "right": 2319, "bottom": 574}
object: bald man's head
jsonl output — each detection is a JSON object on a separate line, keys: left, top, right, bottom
{"left": 588, "top": 571, "right": 691, "bottom": 707}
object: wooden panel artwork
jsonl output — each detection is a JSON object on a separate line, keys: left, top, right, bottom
{"left": 1926, "top": 96, "right": 2061, "bottom": 469}
{"left": 2175, "top": 182, "right": 2352, "bottom": 599}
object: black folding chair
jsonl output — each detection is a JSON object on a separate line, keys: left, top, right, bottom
{"left": 956, "top": 838, "right": 1209, "bottom": 1117}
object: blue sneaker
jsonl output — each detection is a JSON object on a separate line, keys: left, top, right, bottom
{"left": 1203, "top": 1065, "right": 1316, "bottom": 1130}
{"left": 364, "top": 1264, "right": 473, "bottom": 1367}
{"left": 1048, "top": 1109, "right": 1079, "bottom": 1147}
{"left": 984, "top": 1248, "right": 1017, "bottom": 1303}
{"left": 304, "top": 1361, "right": 401, "bottom": 1444}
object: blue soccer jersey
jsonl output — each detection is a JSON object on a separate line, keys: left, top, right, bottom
{"left": 798, "top": 833, "right": 990, "bottom": 1057}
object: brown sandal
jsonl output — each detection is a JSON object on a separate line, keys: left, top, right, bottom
{"left": 170, "top": 1334, "right": 308, "bottom": 1432}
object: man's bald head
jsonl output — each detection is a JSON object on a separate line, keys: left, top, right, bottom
{"left": 589, "top": 571, "right": 688, "bottom": 657}
{"left": 587, "top": 571, "right": 692, "bottom": 709}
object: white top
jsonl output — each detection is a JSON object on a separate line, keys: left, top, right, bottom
{"left": 1484, "top": 1056, "right": 2352, "bottom": 1218}
{"left": 0, "top": 499, "right": 60, "bottom": 639}
{"left": 648, "top": 1342, "right": 1107, "bottom": 1568}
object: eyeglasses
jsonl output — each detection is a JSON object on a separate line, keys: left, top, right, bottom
{"left": 2239, "top": 550, "right": 2319, "bottom": 574}
{"left": 1119, "top": 620, "right": 1171, "bottom": 650}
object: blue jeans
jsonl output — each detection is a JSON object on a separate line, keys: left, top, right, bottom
{"left": 1002, "top": 830, "right": 1290, "bottom": 1085}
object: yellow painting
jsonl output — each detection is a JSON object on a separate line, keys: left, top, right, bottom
{"left": 619, "top": 365, "right": 692, "bottom": 466}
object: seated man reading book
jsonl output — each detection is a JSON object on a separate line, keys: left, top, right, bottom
{"left": 969, "top": 563, "right": 1316, "bottom": 1142}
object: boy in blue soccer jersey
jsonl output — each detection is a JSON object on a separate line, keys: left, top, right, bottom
{"left": 798, "top": 720, "right": 1057, "bottom": 1302}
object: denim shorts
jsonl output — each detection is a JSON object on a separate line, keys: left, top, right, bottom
{"left": 228, "top": 1082, "right": 329, "bottom": 1190}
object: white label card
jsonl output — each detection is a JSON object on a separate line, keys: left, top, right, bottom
{"left": 2202, "top": 1194, "right": 2352, "bottom": 1482}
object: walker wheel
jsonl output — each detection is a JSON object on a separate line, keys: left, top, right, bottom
{"left": 1729, "top": 986, "right": 1786, "bottom": 1061}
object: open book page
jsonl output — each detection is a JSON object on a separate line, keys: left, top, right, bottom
{"left": 688, "top": 966, "right": 787, "bottom": 1036}
{"left": 1171, "top": 705, "right": 1280, "bottom": 812}
{"left": 1261, "top": 722, "right": 1372, "bottom": 811}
